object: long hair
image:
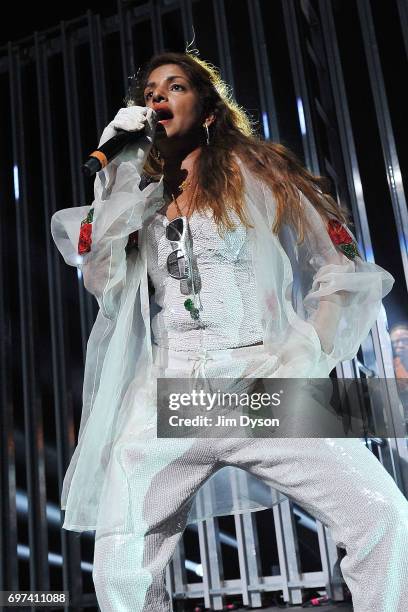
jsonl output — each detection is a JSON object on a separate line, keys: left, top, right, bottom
{"left": 126, "top": 52, "right": 349, "bottom": 242}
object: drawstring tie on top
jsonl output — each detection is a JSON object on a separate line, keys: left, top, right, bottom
{"left": 187, "top": 350, "right": 214, "bottom": 379}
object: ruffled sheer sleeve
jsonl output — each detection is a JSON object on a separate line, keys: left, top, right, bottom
{"left": 289, "top": 190, "right": 394, "bottom": 371}
{"left": 50, "top": 152, "right": 164, "bottom": 529}
{"left": 50, "top": 157, "right": 163, "bottom": 318}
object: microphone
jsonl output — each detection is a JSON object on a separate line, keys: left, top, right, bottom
{"left": 81, "top": 127, "right": 147, "bottom": 177}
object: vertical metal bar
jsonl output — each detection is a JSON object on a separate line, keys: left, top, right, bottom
{"left": 168, "top": 539, "right": 187, "bottom": 606}
{"left": 232, "top": 514, "right": 250, "bottom": 606}
{"left": 203, "top": 519, "right": 224, "bottom": 610}
{"left": 165, "top": 563, "right": 175, "bottom": 611}
{"left": 87, "top": 11, "right": 108, "bottom": 135}
{"left": 230, "top": 470, "right": 262, "bottom": 607}
{"left": 300, "top": 0, "right": 349, "bottom": 203}
{"left": 117, "top": 0, "right": 136, "bottom": 94}
{"left": 195, "top": 486, "right": 224, "bottom": 610}
{"left": 396, "top": 0, "right": 408, "bottom": 60}
{"left": 240, "top": 513, "right": 263, "bottom": 606}
{"left": 230, "top": 470, "right": 253, "bottom": 606}
{"left": 34, "top": 32, "right": 84, "bottom": 608}
{"left": 212, "top": 0, "right": 235, "bottom": 92}
{"left": 180, "top": 0, "right": 195, "bottom": 47}
{"left": 60, "top": 21, "right": 95, "bottom": 360}
{"left": 150, "top": 0, "right": 165, "bottom": 54}
{"left": 357, "top": 0, "right": 408, "bottom": 291}
{"left": 8, "top": 41, "right": 50, "bottom": 592}
{"left": 317, "top": 2, "right": 374, "bottom": 261}
{"left": 0, "top": 101, "right": 19, "bottom": 590}
{"left": 197, "top": 520, "right": 213, "bottom": 609}
{"left": 272, "top": 500, "right": 291, "bottom": 602}
{"left": 192, "top": 487, "right": 211, "bottom": 609}
{"left": 247, "top": 0, "right": 280, "bottom": 141}
{"left": 280, "top": 500, "right": 302, "bottom": 604}
{"left": 281, "top": 0, "right": 320, "bottom": 173}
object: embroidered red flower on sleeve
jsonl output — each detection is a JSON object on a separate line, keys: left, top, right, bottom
{"left": 327, "top": 218, "right": 360, "bottom": 260}
{"left": 78, "top": 207, "right": 94, "bottom": 255}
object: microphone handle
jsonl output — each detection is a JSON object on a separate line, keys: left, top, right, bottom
{"left": 81, "top": 128, "right": 145, "bottom": 177}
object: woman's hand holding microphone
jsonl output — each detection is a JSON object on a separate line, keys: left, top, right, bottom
{"left": 83, "top": 106, "right": 158, "bottom": 176}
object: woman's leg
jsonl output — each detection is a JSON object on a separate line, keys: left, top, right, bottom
{"left": 222, "top": 437, "right": 408, "bottom": 612}
{"left": 93, "top": 506, "right": 191, "bottom": 612}
{"left": 92, "top": 437, "right": 220, "bottom": 612}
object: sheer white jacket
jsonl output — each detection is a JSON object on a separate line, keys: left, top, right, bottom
{"left": 51, "top": 150, "right": 394, "bottom": 532}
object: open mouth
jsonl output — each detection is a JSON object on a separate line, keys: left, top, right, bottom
{"left": 156, "top": 108, "right": 174, "bottom": 123}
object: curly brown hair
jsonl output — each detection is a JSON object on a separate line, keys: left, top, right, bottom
{"left": 126, "top": 51, "right": 349, "bottom": 242}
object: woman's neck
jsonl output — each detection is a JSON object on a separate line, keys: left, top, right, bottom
{"left": 161, "top": 145, "right": 201, "bottom": 193}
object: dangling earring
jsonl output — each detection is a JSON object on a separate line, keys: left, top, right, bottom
{"left": 203, "top": 122, "right": 210, "bottom": 146}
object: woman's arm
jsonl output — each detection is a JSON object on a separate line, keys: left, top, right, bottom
{"left": 296, "top": 190, "right": 394, "bottom": 366}
{"left": 51, "top": 107, "right": 162, "bottom": 319}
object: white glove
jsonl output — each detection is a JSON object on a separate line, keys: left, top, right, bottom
{"left": 98, "top": 105, "right": 157, "bottom": 171}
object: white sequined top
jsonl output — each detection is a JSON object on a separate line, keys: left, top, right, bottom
{"left": 145, "top": 209, "right": 264, "bottom": 352}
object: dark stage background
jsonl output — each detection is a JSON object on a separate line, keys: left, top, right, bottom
{"left": 0, "top": 1, "right": 407, "bottom": 610}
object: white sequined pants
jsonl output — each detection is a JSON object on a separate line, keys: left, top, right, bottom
{"left": 92, "top": 344, "right": 408, "bottom": 611}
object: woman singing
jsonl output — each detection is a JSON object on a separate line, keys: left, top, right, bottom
{"left": 51, "top": 52, "right": 408, "bottom": 611}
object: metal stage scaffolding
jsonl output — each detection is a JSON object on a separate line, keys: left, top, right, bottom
{"left": 0, "top": 0, "right": 407, "bottom": 609}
